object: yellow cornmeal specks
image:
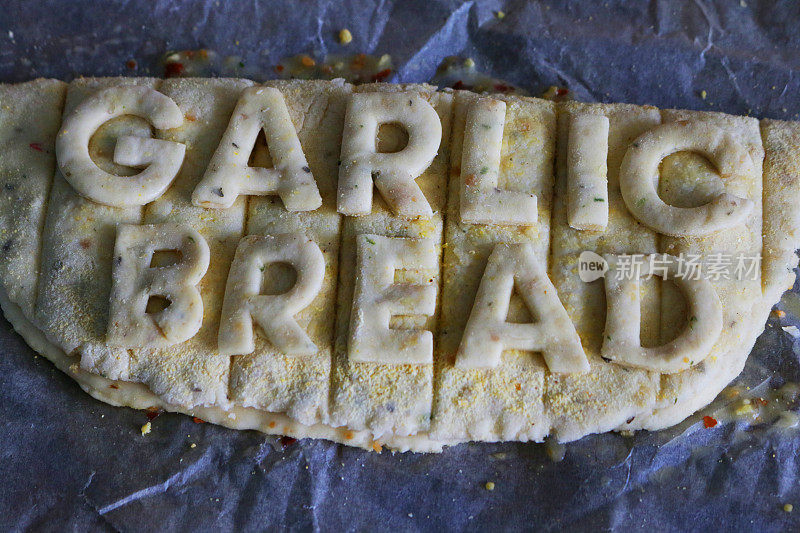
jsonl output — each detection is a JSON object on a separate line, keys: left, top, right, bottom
{"left": 432, "top": 91, "right": 554, "bottom": 443}
{"left": 339, "top": 29, "right": 353, "bottom": 45}
{"left": 123, "top": 78, "right": 253, "bottom": 408}
{"left": 545, "top": 101, "right": 663, "bottom": 440}
{"left": 485, "top": 481, "right": 495, "bottom": 491}
{"left": 141, "top": 421, "right": 151, "bottom": 435}
{"left": 734, "top": 399, "right": 755, "bottom": 416}
{"left": 329, "top": 84, "right": 451, "bottom": 438}
{"left": 3, "top": 77, "right": 797, "bottom": 453}
{"left": 229, "top": 80, "right": 349, "bottom": 427}
{"left": 0, "top": 80, "right": 65, "bottom": 319}
{"left": 784, "top": 504, "right": 793, "bottom": 512}
{"left": 700, "top": 90, "right": 708, "bottom": 100}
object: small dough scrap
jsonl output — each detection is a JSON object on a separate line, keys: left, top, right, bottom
{"left": 457, "top": 242, "right": 589, "bottom": 373}
{"left": 219, "top": 233, "right": 324, "bottom": 356}
{"left": 348, "top": 234, "right": 437, "bottom": 365}
{"left": 460, "top": 97, "right": 538, "bottom": 225}
{"left": 56, "top": 85, "right": 185, "bottom": 206}
{"left": 192, "top": 86, "right": 321, "bottom": 211}
{"left": 567, "top": 113, "right": 609, "bottom": 231}
{"left": 601, "top": 253, "right": 722, "bottom": 373}
{"left": 337, "top": 92, "right": 441, "bottom": 218}
{"left": 107, "top": 223, "right": 209, "bottom": 348}
{"left": 619, "top": 120, "right": 754, "bottom": 236}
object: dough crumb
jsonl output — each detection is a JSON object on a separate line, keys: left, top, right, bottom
{"left": 141, "top": 422, "right": 151, "bottom": 436}
{"left": 339, "top": 29, "right": 353, "bottom": 45}
{"left": 190, "top": 443, "right": 197, "bottom": 448}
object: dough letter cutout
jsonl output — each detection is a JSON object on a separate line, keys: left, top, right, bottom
{"left": 107, "top": 223, "right": 210, "bottom": 348}
{"left": 218, "top": 233, "right": 324, "bottom": 356}
{"left": 337, "top": 92, "right": 441, "bottom": 218}
{"left": 619, "top": 121, "right": 754, "bottom": 237}
{"left": 56, "top": 86, "right": 185, "bottom": 207}
{"left": 192, "top": 86, "right": 321, "bottom": 211}
{"left": 460, "top": 97, "right": 538, "bottom": 225}
{"left": 456, "top": 243, "right": 589, "bottom": 373}
{"left": 567, "top": 113, "right": 609, "bottom": 231}
{"left": 348, "top": 234, "right": 438, "bottom": 364}
{"left": 601, "top": 253, "right": 723, "bottom": 373}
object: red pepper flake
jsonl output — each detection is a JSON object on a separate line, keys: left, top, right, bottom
{"left": 555, "top": 87, "right": 569, "bottom": 97}
{"left": 702, "top": 415, "right": 718, "bottom": 428}
{"left": 754, "top": 397, "right": 769, "bottom": 407}
{"left": 79, "top": 238, "right": 92, "bottom": 250}
{"left": 452, "top": 80, "right": 467, "bottom": 90}
{"left": 493, "top": 83, "right": 513, "bottom": 93}
{"left": 164, "top": 62, "right": 185, "bottom": 78}
{"left": 371, "top": 68, "right": 392, "bottom": 82}
{"left": 108, "top": 384, "right": 119, "bottom": 389}
{"left": 29, "top": 142, "right": 44, "bottom": 152}
{"left": 146, "top": 407, "right": 163, "bottom": 421}
{"left": 351, "top": 53, "right": 367, "bottom": 70}
{"left": 184, "top": 113, "right": 196, "bottom": 122}
{"left": 125, "top": 59, "right": 137, "bottom": 70}
{"left": 279, "top": 436, "right": 297, "bottom": 447}
{"left": 192, "top": 416, "right": 206, "bottom": 424}
{"left": 274, "top": 64, "right": 285, "bottom": 73}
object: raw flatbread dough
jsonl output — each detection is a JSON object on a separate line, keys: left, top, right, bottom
{"left": 432, "top": 92, "right": 556, "bottom": 443}
{"left": 230, "top": 79, "right": 348, "bottom": 426}
{"left": 1, "top": 77, "right": 799, "bottom": 452}
{"left": 0, "top": 79, "right": 65, "bottom": 318}
{"left": 329, "top": 83, "right": 451, "bottom": 439}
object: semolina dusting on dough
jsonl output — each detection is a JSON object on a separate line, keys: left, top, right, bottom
{"left": 1, "top": 77, "right": 799, "bottom": 452}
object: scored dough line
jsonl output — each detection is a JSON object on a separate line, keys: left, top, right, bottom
{"left": 29, "top": 84, "right": 67, "bottom": 321}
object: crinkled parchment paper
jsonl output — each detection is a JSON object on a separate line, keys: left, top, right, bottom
{"left": 1, "top": 0, "right": 799, "bottom": 530}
